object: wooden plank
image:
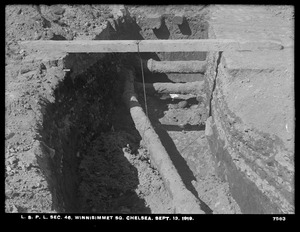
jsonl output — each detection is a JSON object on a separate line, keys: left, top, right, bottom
{"left": 19, "top": 39, "right": 284, "bottom": 53}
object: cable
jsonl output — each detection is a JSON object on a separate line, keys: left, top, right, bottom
{"left": 135, "top": 41, "right": 204, "bottom": 155}
{"left": 136, "top": 41, "right": 149, "bottom": 118}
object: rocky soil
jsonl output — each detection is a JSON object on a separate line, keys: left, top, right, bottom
{"left": 5, "top": 4, "right": 293, "bottom": 214}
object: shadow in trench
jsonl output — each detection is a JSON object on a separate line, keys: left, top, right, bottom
{"left": 153, "top": 17, "right": 170, "bottom": 39}
{"left": 78, "top": 131, "right": 152, "bottom": 214}
{"left": 50, "top": 34, "right": 67, "bottom": 40}
{"left": 178, "top": 18, "right": 192, "bottom": 36}
{"left": 138, "top": 92, "right": 212, "bottom": 213}
{"left": 37, "top": 56, "right": 152, "bottom": 213}
{"left": 94, "top": 15, "right": 171, "bottom": 83}
{"left": 142, "top": 95, "right": 212, "bottom": 213}
{"left": 160, "top": 124, "right": 205, "bottom": 132}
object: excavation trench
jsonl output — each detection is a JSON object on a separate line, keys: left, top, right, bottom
{"left": 41, "top": 53, "right": 173, "bottom": 213}
{"left": 38, "top": 7, "right": 242, "bottom": 214}
{"left": 7, "top": 5, "right": 294, "bottom": 215}
{"left": 42, "top": 52, "right": 209, "bottom": 214}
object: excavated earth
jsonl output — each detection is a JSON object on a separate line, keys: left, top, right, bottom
{"left": 5, "top": 5, "right": 294, "bottom": 214}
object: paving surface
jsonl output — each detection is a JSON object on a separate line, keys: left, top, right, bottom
{"left": 210, "top": 5, "right": 293, "bottom": 45}
{"left": 209, "top": 5, "right": 293, "bottom": 68}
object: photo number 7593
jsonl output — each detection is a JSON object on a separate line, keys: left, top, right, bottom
{"left": 273, "top": 217, "right": 286, "bottom": 221}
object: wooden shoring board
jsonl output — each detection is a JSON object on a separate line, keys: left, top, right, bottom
{"left": 19, "top": 39, "right": 284, "bottom": 53}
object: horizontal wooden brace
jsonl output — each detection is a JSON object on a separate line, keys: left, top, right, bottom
{"left": 19, "top": 39, "right": 284, "bottom": 53}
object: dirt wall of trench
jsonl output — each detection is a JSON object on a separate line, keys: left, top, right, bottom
{"left": 205, "top": 27, "right": 294, "bottom": 214}
{"left": 5, "top": 5, "right": 131, "bottom": 213}
{"left": 24, "top": 10, "right": 149, "bottom": 212}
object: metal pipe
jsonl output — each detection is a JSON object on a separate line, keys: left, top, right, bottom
{"left": 135, "top": 81, "right": 206, "bottom": 95}
{"left": 121, "top": 66, "right": 205, "bottom": 214}
{"left": 145, "top": 59, "right": 207, "bottom": 73}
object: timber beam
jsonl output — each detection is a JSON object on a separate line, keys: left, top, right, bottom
{"left": 19, "top": 39, "right": 284, "bottom": 53}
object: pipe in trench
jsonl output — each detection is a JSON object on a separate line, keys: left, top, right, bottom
{"left": 135, "top": 80, "right": 206, "bottom": 95}
{"left": 144, "top": 59, "right": 207, "bottom": 74}
{"left": 120, "top": 66, "right": 205, "bottom": 214}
